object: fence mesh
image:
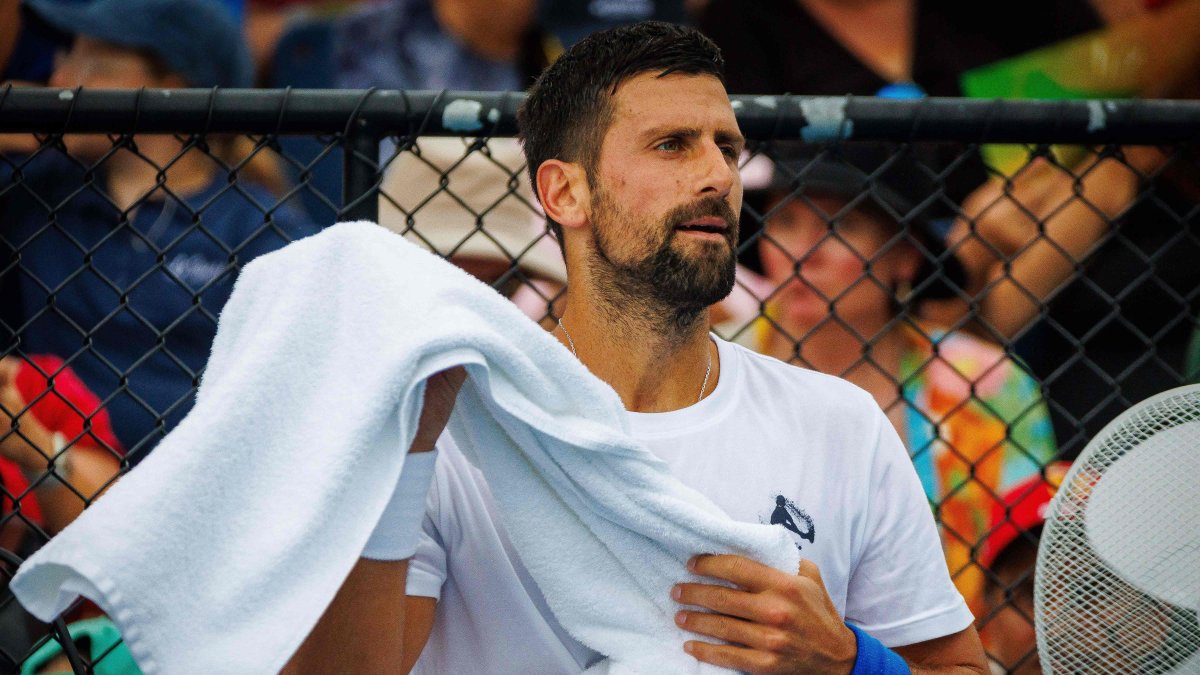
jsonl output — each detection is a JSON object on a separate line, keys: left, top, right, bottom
{"left": 1, "top": 89, "right": 1198, "bottom": 673}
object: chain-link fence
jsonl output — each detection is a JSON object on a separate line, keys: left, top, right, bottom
{"left": 2, "top": 88, "right": 1198, "bottom": 673}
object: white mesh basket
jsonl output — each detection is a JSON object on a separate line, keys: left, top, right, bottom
{"left": 1036, "top": 384, "right": 1200, "bottom": 674}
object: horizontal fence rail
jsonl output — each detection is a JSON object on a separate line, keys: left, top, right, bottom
{"left": 1, "top": 87, "right": 1199, "bottom": 142}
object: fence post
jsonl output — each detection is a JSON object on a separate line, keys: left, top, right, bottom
{"left": 340, "top": 126, "right": 380, "bottom": 223}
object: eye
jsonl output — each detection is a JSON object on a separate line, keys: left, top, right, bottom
{"left": 655, "top": 138, "right": 682, "bottom": 153}
{"left": 719, "top": 145, "right": 739, "bottom": 160}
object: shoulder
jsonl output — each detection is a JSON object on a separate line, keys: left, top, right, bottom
{"left": 720, "top": 338, "right": 883, "bottom": 421}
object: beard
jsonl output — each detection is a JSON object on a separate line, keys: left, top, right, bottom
{"left": 588, "top": 188, "right": 739, "bottom": 324}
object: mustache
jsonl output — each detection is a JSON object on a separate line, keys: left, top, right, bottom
{"left": 664, "top": 196, "right": 739, "bottom": 235}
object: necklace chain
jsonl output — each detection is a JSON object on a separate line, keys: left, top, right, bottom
{"left": 557, "top": 317, "right": 712, "bottom": 404}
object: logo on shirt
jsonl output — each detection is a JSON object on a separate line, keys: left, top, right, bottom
{"left": 768, "top": 495, "right": 815, "bottom": 550}
{"left": 166, "top": 253, "right": 228, "bottom": 289}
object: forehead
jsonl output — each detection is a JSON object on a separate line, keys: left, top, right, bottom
{"left": 606, "top": 72, "right": 739, "bottom": 139}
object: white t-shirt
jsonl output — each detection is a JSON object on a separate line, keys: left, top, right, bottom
{"left": 406, "top": 337, "right": 973, "bottom": 673}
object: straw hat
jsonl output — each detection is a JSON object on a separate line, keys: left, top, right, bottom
{"left": 379, "top": 137, "right": 566, "bottom": 285}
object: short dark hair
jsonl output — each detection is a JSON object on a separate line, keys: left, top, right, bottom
{"left": 517, "top": 21, "right": 726, "bottom": 246}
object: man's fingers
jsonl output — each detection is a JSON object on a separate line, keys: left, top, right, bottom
{"left": 676, "top": 610, "right": 793, "bottom": 652}
{"left": 688, "top": 554, "right": 784, "bottom": 592}
{"left": 673, "top": 582, "right": 764, "bottom": 622}
{"left": 684, "top": 639, "right": 780, "bottom": 674}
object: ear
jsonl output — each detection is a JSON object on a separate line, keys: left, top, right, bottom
{"left": 536, "top": 159, "right": 590, "bottom": 231}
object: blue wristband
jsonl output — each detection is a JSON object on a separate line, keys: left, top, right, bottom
{"left": 846, "top": 623, "right": 911, "bottom": 675}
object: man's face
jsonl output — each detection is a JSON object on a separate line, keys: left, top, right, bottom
{"left": 584, "top": 72, "right": 744, "bottom": 308}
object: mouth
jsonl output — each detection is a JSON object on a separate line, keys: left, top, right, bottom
{"left": 674, "top": 216, "right": 731, "bottom": 238}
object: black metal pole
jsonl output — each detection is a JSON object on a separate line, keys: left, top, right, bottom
{"left": 2, "top": 86, "right": 1198, "bottom": 143}
{"left": 340, "top": 128, "right": 380, "bottom": 223}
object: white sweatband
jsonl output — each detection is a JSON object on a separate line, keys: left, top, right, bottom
{"left": 361, "top": 450, "right": 438, "bottom": 561}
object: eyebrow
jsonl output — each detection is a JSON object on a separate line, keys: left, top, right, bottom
{"left": 641, "top": 126, "right": 746, "bottom": 151}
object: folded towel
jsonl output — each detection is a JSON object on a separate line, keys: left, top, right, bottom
{"left": 11, "top": 221, "right": 799, "bottom": 674}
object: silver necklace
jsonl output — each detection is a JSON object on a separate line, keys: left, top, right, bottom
{"left": 557, "top": 317, "right": 712, "bottom": 404}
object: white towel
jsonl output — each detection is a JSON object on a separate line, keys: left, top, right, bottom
{"left": 11, "top": 221, "right": 799, "bottom": 675}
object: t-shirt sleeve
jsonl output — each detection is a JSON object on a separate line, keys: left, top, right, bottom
{"left": 843, "top": 409, "right": 975, "bottom": 647}
{"left": 405, "top": 453, "right": 449, "bottom": 600}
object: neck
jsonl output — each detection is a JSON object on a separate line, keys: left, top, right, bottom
{"left": 105, "top": 140, "right": 215, "bottom": 211}
{"left": 557, "top": 284, "right": 716, "bottom": 413}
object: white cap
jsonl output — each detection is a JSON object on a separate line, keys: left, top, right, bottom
{"left": 378, "top": 136, "right": 567, "bottom": 285}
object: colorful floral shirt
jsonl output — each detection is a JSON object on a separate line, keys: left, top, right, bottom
{"left": 898, "top": 326, "right": 1057, "bottom": 612}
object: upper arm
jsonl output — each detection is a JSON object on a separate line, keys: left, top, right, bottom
{"left": 894, "top": 625, "right": 989, "bottom": 674}
{"left": 401, "top": 595, "right": 437, "bottom": 674}
{"left": 282, "top": 558, "right": 407, "bottom": 674}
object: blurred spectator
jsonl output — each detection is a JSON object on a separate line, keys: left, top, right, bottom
{"left": 942, "top": 0, "right": 1200, "bottom": 455}
{"left": 746, "top": 145, "right": 1058, "bottom": 612}
{"left": 332, "top": 0, "right": 545, "bottom": 92}
{"left": 700, "top": 0, "right": 1200, "bottom": 461}
{"left": 0, "top": 0, "right": 320, "bottom": 459}
{"left": 243, "top": 0, "right": 362, "bottom": 85}
{"left": 1, "top": 0, "right": 244, "bottom": 85}
{"left": 696, "top": 0, "right": 1101, "bottom": 103}
{"left": 317, "top": 0, "right": 567, "bottom": 318}
{"left": 977, "top": 461, "right": 1070, "bottom": 675}
{"left": 695, "top": 0, "right": 1105, "bottom": 310}
{"left": 0, "top": 354, "right": 123, "bottom": 674}
{"left": 0, "top": 355, "right": 122, "bottom": 542}
{"left": 379, "top": 136, "right": 566, "bottom": 326}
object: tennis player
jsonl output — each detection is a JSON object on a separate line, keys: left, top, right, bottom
{"left": 289, "top": 20, "right": 988, "bottom": 674}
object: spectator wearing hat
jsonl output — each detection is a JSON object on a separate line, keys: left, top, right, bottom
{"left": 745, "top": 144, "right": 1058, "bottom": 614}
{"left": 379, "top": 136, "right": 566, "bottom": 326}
{"left": 977, "top": 461, "right": 1070, "bottom": 675}
{"left": 0, "top": 0, "right": 319, "bottom": 460}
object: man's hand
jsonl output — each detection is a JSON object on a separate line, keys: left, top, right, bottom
{"left": 672, "top": 554, "right": 856, "bottom": 674}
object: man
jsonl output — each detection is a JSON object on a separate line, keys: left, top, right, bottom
{"left": 292, "top": 20, "right": 987, "bottom": 674}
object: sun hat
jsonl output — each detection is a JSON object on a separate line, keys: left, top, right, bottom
{"left": 745, "top": 142, "right": 967, "bottom": 301}
{"left": 25, "top": 0, "right": 253, "bottom": 88}
{"left": 379, "top": 136, "right": 567, "bottom": 285}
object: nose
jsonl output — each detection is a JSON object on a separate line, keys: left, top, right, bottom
{"left": 696, "top": 140, "right": 736, "bottom": 200}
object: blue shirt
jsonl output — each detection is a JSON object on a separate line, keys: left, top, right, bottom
{"left": 333, "top": 0, "right": 524, "bottom": 92}
{"left": 2, "top": 152, "right": 319, "bottom": 460}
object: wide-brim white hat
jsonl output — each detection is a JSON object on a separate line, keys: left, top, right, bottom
{"left": 379, "top": 136, "right": 567, "bottom": 285}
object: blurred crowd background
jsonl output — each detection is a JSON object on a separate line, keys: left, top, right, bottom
{"left": 2, "top": 0, "right": 1199, "bottom": 672}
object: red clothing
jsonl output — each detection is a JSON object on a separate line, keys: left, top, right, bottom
{"left": 1, "top": 355, "right": 124, "bottom": 526}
